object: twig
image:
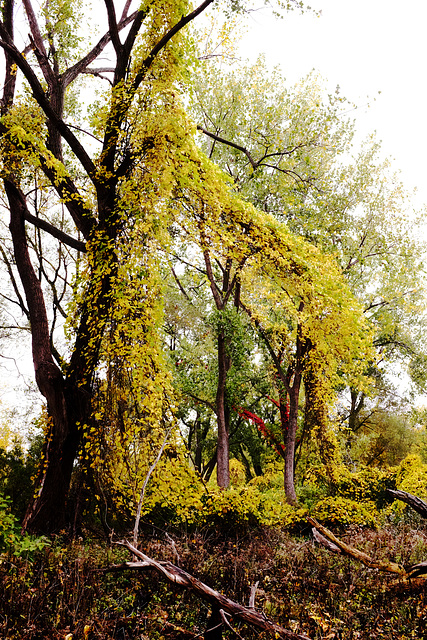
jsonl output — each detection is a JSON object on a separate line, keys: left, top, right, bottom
{"left": 220, "top": 609, "right": 244, "bottom": 640}
{"left": 248, "top": 581, "right": 259, "bottom": 608}
{"left": 132, "top": 427, "right": 171, "bottom": 550}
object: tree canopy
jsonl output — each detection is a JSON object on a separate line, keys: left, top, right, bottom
{"left": 0, "top": 0, "right": 424, "bottom": 534}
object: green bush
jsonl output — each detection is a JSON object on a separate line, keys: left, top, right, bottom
{"left": 0, "top": 438, "right": 42, "bottom": 520}
{"left": 0, "top": 493, "right": 48, "bottom": 558}
{"left": 395, "top": 454, "right": 427, "bottom": 498}
{"left": 200, "top": 486, "right": 262, "bottom": 531}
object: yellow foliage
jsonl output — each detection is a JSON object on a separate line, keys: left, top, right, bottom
{"left": 395, "top": 454, "right": 427, "bottom": 499}
{"left": 311, "top": 496, "right": 380, "bottom": 529}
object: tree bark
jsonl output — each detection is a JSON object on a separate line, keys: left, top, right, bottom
{"left": 283, "top": 381, "right": 301, "bottom": 504}
{"left": 4, "top": 180, "right": 85, "bottom": 532}
{"left": 216, "top": 330, "right": 230, "bottom": 488}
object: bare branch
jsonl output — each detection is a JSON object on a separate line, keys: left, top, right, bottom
{"left": 133, "top": 427, "right": 172, "bottom": 549}
{"left": 23, "top": 210, "right": 86, "bottom": 253}
{"left": 197, "top": 125, "right": 257, "bottom": 170}
{"left": 62, "top": 11, "right": 139, "bottom": 86}
{"left": 103, "top": 0, "right": 122, "bottom": 54}
{"left": 116, "top": 541, "right": 310, "bottom": 640}
{"left": 22, "top": 0, "right": 55, "bottom": 85}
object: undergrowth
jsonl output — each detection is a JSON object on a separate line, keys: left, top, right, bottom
{"left": 1, "top": 525, "right": 426, "bottom": 639}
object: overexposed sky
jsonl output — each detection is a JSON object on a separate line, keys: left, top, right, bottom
{"left": 239, "top": 0, "right": 427, "bottom": 205}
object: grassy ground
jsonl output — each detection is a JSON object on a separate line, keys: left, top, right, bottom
{"left": 1, "top": 523, "right": 427, "bottom": 639}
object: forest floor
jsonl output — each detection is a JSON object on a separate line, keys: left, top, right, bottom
{"left": 1, "top": 523, "right": 427, "bottom": 640}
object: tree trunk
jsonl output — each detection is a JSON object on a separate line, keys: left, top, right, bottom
{"left": 22, "top": 387, "right": 86, "bottom": 533}
{"left": 283, "top": 379, "right": 301, "bottom": 504}
{"left": 6, "top": 178, "right": 118, "bottom": 534}
{"left": 216, "top": 330, "right": 230, "bottom": 488}
{"left": 5, "top": 180, "right": 84, "bottom": 533}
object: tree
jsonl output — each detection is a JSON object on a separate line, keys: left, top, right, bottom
{"left": 0, "top": 0, "right": 238, "bottom": 534}
{"left": 165, "top": 177, "right": 373, "bottom": 497}
{"left": 191, "top": 56, "right": 427, "bottom": 477}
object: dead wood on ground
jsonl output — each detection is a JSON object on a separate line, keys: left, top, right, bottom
{"left": 308, "top": 516, "right": 427, "bottom": 583}
{"left": 115, "top": 539, "right": 310, "bottom": 640}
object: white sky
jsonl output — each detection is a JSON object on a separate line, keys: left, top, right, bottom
{"left": 239, "top": 0, "right": 427, "bottom": 207}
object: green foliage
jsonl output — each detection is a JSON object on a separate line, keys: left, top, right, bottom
{"left": 332, "top": 465, "right": 397, "bottom": 509}
{"left": 0, "top": 494, "right": 48, "bottom": 558}
{"left": 200, "top": 486, "right": 262, "bottom": 530}
{"left": 0, "top": 436, "right": 42, "bottom": 520}
{"left": 345, "top": 406, "right": 418, "bottom": 468}
{"left": 0, "top": 0, "right": 423, "bottom": 533}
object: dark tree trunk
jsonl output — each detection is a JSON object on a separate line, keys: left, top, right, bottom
{"left": 5, "top": 180, "right": 83, "bottom": 532}
{"left": 22, "top": 390, "right": 85, "bottom": 533}
{"left": 203, "top": 449, "right": 218, "bottom": 483}
{"left": 6, "top": 177, "right": 117, "bottom": 534}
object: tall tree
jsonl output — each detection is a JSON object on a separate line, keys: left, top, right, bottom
{"left": 0, "top": 0, "right": 231, "bottom": 533}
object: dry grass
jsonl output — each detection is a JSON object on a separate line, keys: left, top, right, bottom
{"left": 1, "top": 525, "right": 426, "bottom": 639}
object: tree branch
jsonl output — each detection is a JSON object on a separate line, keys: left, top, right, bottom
{"left": 23, "top": 210, "right": 86, "bottom": 252}
{"left": 116, "top": 540, "right": 311, "bottom": 640}
{"left": 22, "top": 0, "right": 55, "bottom": 85}
{"left": 103, "top": 0, "right": 122, "bottom": 54}
{"left": 0, "top": 23, "right": 97, "bottom": 182}
{"left": 386, "top": 489, "right": 427, "bottom": 519}
{"left": 308, "top": 518, "right": 405, "bottom": 574}
{"left": 133, "top": 0, "right": 216, "bottom": 90}
{"left": 62, "top": 11, "right": 139, "bottom": 87}
{"left": 197, "top": 125, "right": 257, "bottom": 170}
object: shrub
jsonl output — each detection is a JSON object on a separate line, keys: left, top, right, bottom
{"left": 200, "top": 486, "right": 262, "bottom": 531}
{"left": 395, "top": 454, "right": 427, "bottom": 498}
{"left": 0, "top": 493, "right": 48, "bottom": 558}
{"left": 310, "top": 496, "right": 379, "bottom": 529}
{"left": 332, "top": 465, "right": 397, "bottom": 509}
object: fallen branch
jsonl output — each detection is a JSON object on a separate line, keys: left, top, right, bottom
{"left": 311, "top": 527, "right": 341, "bottom": 554}
{"left": 386, "top": 489, "right": 427, "bottom": 519}
{"left": 308, "top": 517, "right": 405, "bottom": 574}
{"left": 116, "top": 540, "right": 310, "bottom": 640}
{"left": 309, "top": 517, "right": 427, "bottom": 581}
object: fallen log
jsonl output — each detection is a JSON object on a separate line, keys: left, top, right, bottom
{"left": 307, "top": 517, "right": 405, "bottom": 574}
{"left": 116, "top": 539, "right": 310, "bottom": 640}
{"left": 311, "top": 527, "right": 341, "bottom": 554}
{"left": 308, "top": 517, "right": 427, "bottom": 581}
{"left": 386, "top": 489, "right": 427, "bottom": 519}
